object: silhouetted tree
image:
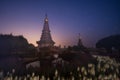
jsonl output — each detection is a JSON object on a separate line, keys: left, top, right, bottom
{"left": 96, "top": 34, "right": 120, "bottom": 53}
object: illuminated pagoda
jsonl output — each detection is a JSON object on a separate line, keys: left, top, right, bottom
{"left": 37, "top": 15, "right": 55, "bottom": 48}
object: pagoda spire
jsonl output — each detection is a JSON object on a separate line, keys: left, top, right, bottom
{"left": 37, "top": 15, "right": 55, "bottom": 48}
{"left": 45, "top": 14, "right": 48, "bottom": 22}
{"left": 77, "top": 33, "right": 83, "bottom": 46}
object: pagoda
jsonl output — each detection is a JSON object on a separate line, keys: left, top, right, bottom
{"left": 37, "top": 15, "right": 55, "bottom": 48}
{"left": 77, "top": 33, "right": 83, "bottom": 47}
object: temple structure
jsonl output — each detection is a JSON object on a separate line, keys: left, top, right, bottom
{"left": 77, "top": 33, "right": 83, "bottom": 47}
{"left": 37, "top": 15, "right": 55, "bottom": 48}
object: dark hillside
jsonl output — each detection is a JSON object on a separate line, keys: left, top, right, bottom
{"left": 0, "top": 34, "right": 36, "bottom": 56}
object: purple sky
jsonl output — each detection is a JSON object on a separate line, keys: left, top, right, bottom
{"left": 0, "top": 0, "right": 120, "bottom": 47}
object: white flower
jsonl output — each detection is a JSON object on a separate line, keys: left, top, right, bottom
{"left": 41, "top": 75, "right": 45, "bottom": 80}
{"left": 27, "top": 74, "right": 30, "bottom": 78}
{"left": 47, "top": 77, "right": 50, "bottom": 80}
{"left": 81, "top": 67, "right": 85, "bottom": 72}
{"left": 108, "top": 74, "right": 112, "bottom": 79}
{"left": 61, "top": 77, "right": 65, "bottom": 80}
{"left": 14, "top": 76, "right": 18, "bottom": 80}
{"left": 98, "top": 74, "right": 102, "bottom": 79}
{"left": 83, "top": 70, "right": 87, "bottom": 75}
{"left": 104, "top": 76, "right": 108, "bottom": 80}
{"left": 32, "top": 72, "right": 35, "bottom": 77}
{"left": 88, "top": 63, "right": 93, "bottom": 68}
{"left": 70, "top": 72, "right": 72, "bottom": 75}
{"left": 113, "top": 73, "right": 117, "bottom": 79}
{"left": 55, "top": 69, "right": 58, "bottom": 76}
{"left": 24, "top": 77, "right": 27, "bottom": 80}
{"left": 77, "top": 66, "right": 80, "bottom": 71}
{"left": 79, "top": 74, "right": 81, "bottom": 77}
{"left": 58, "top": 76, "right": 60, "bottom": 80}
{"left": 12, "top": 69, "right": 15, "bottom": 74}
{"left": 104, "top": 64, "right": 109, "bottom": 69}
{"left": 72, "top": 76, "right": 74, "bottom": 80}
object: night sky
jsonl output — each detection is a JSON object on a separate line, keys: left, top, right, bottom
{"left": 0, "top": 0, "right": 120, "bottom": 47}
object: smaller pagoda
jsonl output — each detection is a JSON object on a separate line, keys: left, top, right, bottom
{"left": 77, "top": 33, "right": 83, "bottom": 47}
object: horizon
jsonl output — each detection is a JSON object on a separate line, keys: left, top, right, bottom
{"left": 0, "top": 0, "right": 120, "bottom": 47}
